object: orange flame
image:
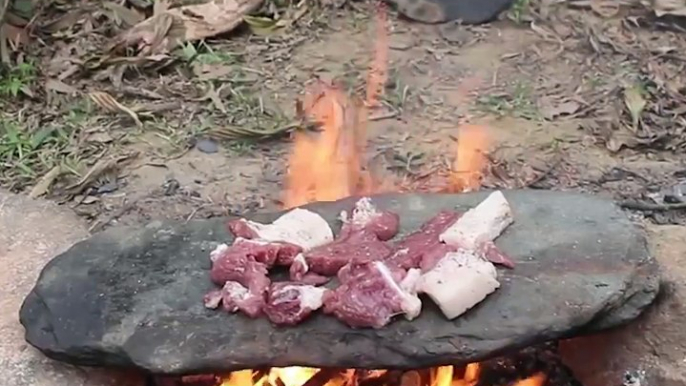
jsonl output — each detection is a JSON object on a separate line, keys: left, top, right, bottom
{"left": 449, "top": 125, "right": 490, "bottom": 193}
{"left": 282, "top": 2, "right": 390, "bottom": 209}
{"left": 220, "top": 364, "right": 546, "bottom": 386}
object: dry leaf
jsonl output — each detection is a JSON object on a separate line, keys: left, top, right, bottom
{"left": 644, "top": 0, "right": 686, "bottom": 16}
{"left": 103, "top": 2, "right": 145, "bottom": 27}
{"left": 590, "top": 0, "right": 620, "bottom": 17}
{"left": 65, "top": 153, "right": 138, "bottom": 196}
{"left": 89, "top": 91, "right": 143, "bottom": 127}
{"left": 111, "top": 0, "right": 263, "bottom": 54}
{"left": 623, "top": 86, "right": 646, "bottom": 131}
{"left": 539, "top": 98, "right": 581, "bottom": 120}
{"left": 45, "top": 78, "right": 78, "bottom": 94}
{"left": 29, "top": 165, "right": 62, "bottom": 198}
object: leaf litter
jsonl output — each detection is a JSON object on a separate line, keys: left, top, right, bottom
{"left": 3, "top": 0, "right": 686, "bottom": 229}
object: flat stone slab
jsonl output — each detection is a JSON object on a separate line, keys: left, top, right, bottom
{"left": 19, "top": 190, "right": 660, "bottom": 375}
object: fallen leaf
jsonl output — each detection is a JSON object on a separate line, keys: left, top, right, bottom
{"left": 110, "top": 0, "right": 263, "bottom": 54}
{"left": 590, "top": 0, "right": 620, "bottom": 17}
{"left": 645, "top": 0, "right": 686, "bottom": 16}
{"left": 45, "top": 78, "right": 79, "bottom": 94}
{"left": 539, "top": 98, "right": 581, "bottom": 120}
{"left": 65, "top": 153, "right": 138, "bottom": 196}
{"left": 623, "top": 85, "right": 646, "bottom": 131}
{"left": 243, "top": 15, "right": 281, "bottom": 35}
{"left": 103, "top": 2, "right": 145, "bottom": 27}
{"left": 29, "top": 165, "right": 62, "bottom": 198}
{"left": 89, "top": 91, "right": 143, "bottom": 127}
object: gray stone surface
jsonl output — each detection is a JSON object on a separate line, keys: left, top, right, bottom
{"left": 19, "top": 190, "right": 660, "bottom": 375}
{"left": 0, "top": 190, "right": 143, "bottom": 386}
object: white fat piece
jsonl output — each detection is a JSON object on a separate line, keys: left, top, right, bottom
{"left": 439, "top": 190, "right": 513, "bottom": 249}
{"left": 243, "top": 208, "right": 334, "bottom": 251}
{"left": 374, "top": 262, "right": 422, "bottom": 321}
{"left": 350, "top": 197, "right": 381, "bottom": 226}
{"left": 223, "top": 281, "right": 250, "bottom": 299}
{"left": 293, "top": 253, "right": 309, "bottom": 273}
{"left": 274, "top": 285, "right": 328, "bottom": 310}
{"left": 210, "top": 243, "right": 229, "bottom": 263}
{"left": 418, "top": 250, "right": 500, "bottom": 320}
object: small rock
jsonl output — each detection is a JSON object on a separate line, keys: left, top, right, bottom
{"left": 196, "top": 138, "right": 219, "bottom": 154}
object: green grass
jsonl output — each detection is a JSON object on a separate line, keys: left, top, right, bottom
{"left": 0, "top": 119, "right": 74, "bottom": 188}
{"left": 476, "top": 81, "right": 539, "bottom": 120}
{"left": 0, "top": 61, "right": 37, "bottom": 98}
{"left": 508, "top": 0, "right": 531, "bottom": 24}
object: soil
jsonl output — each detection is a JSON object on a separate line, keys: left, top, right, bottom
{"left": 3, "top": 1, "right": 684, "bottom": 231}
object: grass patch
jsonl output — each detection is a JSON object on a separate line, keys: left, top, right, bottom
{"left": 476, "top": 81, "right": 539, "bottom": 120}
{"left": 0, "top": 61, "right": 37, "bottom": 98}
{"left": 0, "top": 119, "right": 74, "bottom": 189}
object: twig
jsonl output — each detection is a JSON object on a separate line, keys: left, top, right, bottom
{"left": 369, "top": 110, "right": 398, "bottom": 121}
{"left": 619, "top": 201, "right": 686, "bottom": 212}
{"left": 525, "top": 156, "right": 562, "bottom": 188}
{"left": 89, "top": 200, "right": 138, "bottom": 233}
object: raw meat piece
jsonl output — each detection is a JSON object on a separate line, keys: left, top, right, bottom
{"left": 339, "top": 197, "right": 399, "bottom": 241}
{"left": 385, "top": 210, "right": 461, "bottom": 270}
{"left": 203, "top": 289, "right": 223, "bottom": 309}
{"left": 204, "top": 281, "right": 266, "bottom": 318}
{"left": 303, "top": 230, "right": 393, "bottom": 276}
{"left": 263, "top": 282, "right": 329, "bottom": 326}
{"left": 439, "top": 190, "right": 515, "bottom": 267}
{"left": 418, "top": 243, "right": 458, "bottom": 272}
{"left": 227, "top": 208, "right": 334, "bottom": 251}
{"left": 209, "top": 242, "right": 271, "bottom": 288}
{"left": 323, "top": 261, "right": 422, "bottom": 328}
{"left": 478, "top": 241, "right": 515, "bottom": 269}
{"left": 289, "top": 254, "right": 330, "bottom": 285}
{"left": 215, "top": 238, "right": 301, "bottom": 267}
{"left": 418, "top": 250, "right": 500, "bottom": 319}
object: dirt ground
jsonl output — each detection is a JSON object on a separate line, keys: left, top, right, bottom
{"left": 1, "top": 1, "right": 686, "bottom": 230}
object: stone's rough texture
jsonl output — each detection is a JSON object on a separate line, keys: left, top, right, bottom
{"left": 20, "top": 190, "right": 660, "bottom": 375}
{"left": 560, "top": 224, "right": 686, "bottom": 386}
{"left": 0, "top": 190, "right": 144, "bottom": 386}
{"left": 389, "top": 0, "right": 515, "bottom": 24}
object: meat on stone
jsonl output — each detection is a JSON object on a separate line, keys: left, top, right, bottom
{"left": 209, "top": 242, "right": 271, "bottom": 288}
{"left": 384, "top": 210, "right": 461, "bottom": 270}
{"left": 439, "top": 190, "right": 516, "bottom": 268}
{"left": 227, "top": 208, "right": 334, "bottom": 252}
{"left": 207, "top": 242, "right": 271, "bottom": 317}
{"left": 339, "top": 197, "right": 399, "bottom": 241}
{"left": 323, "top": 261, "right": 422, "bottom": 328}
{"left": 211, "top": 238, "right": 301, "bottom": 268}
{"left": 417, "top": 249, "right": 500, "bottom": 319}
{"left": 301, "top": 230, "right": 394, "bottom": 276}
{"left": 204, "top": 281, "right": 266, "bottom": 318}
{"left": 263, "top": 282, "right": 329, "bottom": 326}
{"left": 289, "top": 254, "right": 331, "bottom": 285}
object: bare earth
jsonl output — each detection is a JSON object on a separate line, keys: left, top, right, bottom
{"left": 2, "top": 0, "right": 686, "bottom": 384}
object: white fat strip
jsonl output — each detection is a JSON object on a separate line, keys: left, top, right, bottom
{"left": 273, "top": 285, "right": 327, "bottom": 310}
{"left": 210, "top": 243, "right": 229, "bottom": 263}
{"left": 293, "top": 253, "right": 309, "bottom": 273}
{"left": 418, "top": 250, "right": 500, "bottom": 320}
{"left": 439, "top": 190, "right": 513, "bottom": 249}
{"left": 243, "top": 208, "right": 334, "bottom": 251}
{"left": 373, "top": 262, "right": 422, "bottom": 320}
{"left": 350, "top": 197, "right": 381, "bottom": 226}
{"left": 223, "top": 281, "right": 250, "bottom": 300}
